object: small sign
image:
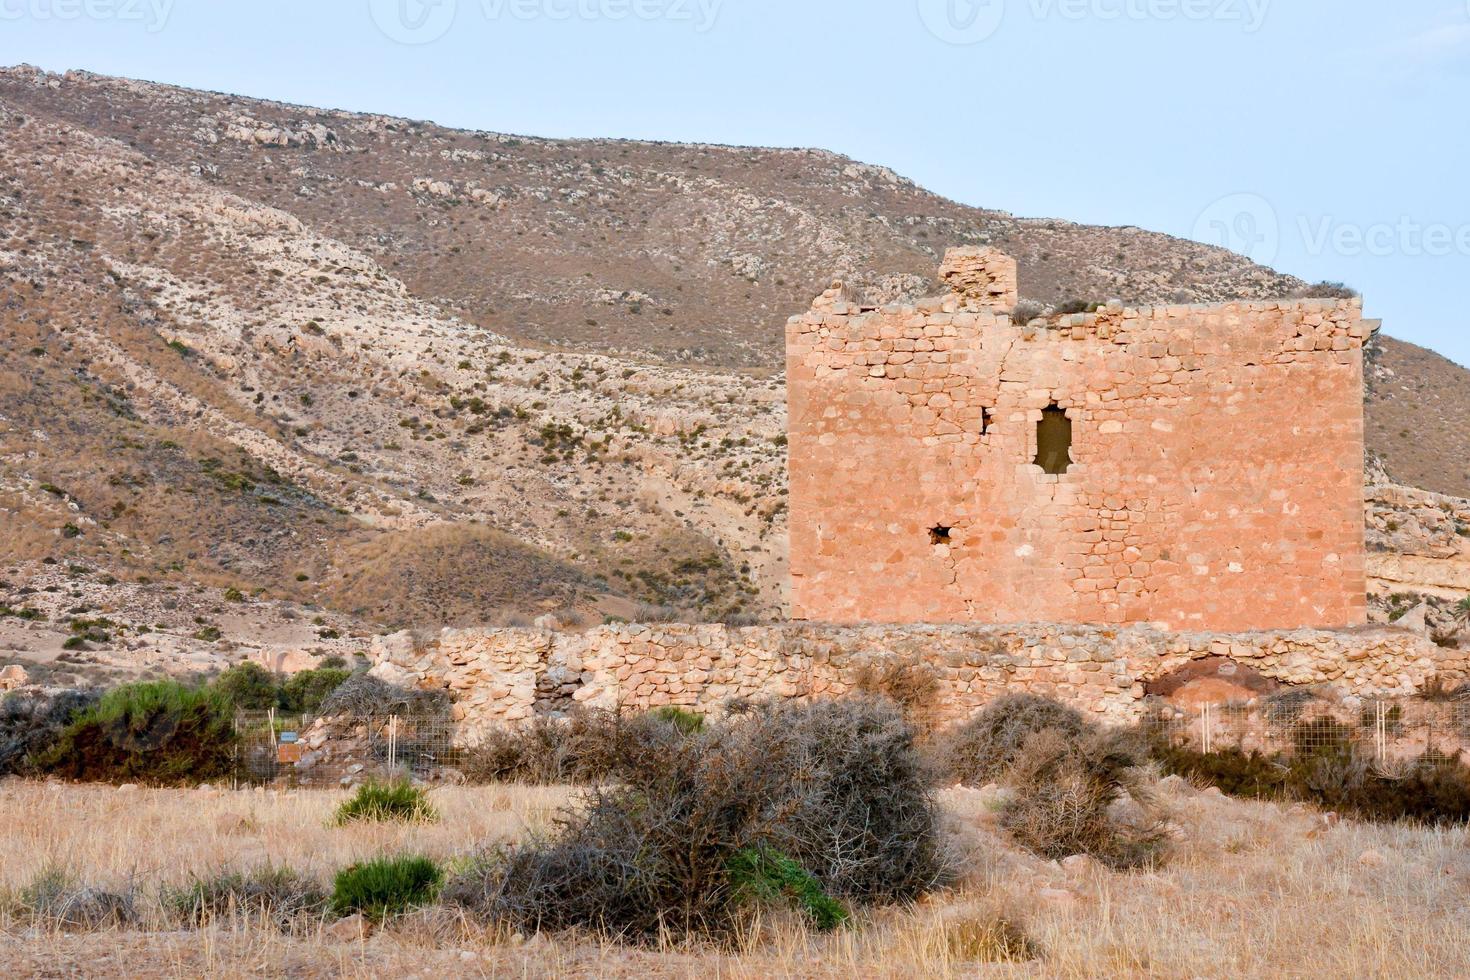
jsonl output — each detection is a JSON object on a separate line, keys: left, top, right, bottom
{"left": 277, "top": 742, "right": 304, "bottom": 764}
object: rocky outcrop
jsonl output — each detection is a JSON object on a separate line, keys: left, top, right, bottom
{"left": 1366, "top": 480, "right": 1470, "bottom": 598}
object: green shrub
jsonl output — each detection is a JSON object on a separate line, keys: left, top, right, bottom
{"left": 0, "top": 689, "right": 99, "bottom": 776}
{"left": 280, "top": 668, "right": 352, "bottom": 714}
{"left": 648, "top": 705, "right": 705, "bottom": 735}
{"left": 944, "top": 694, "right": 1095, "bottom": 786}
{"left": 34, "top": 681, "right": 235, "bottom": 785}
{"left": 166, "top": 865, "right": 327, "bottom": 930}
{"left": 1150, "top": 726, "right": 1470, "bottom": 825}
{"left": 335, "top": 780, "right": 438, "bottom": 824}
{"left": 213, "top": 662, "right": 279, "bottom": 710}
{"left": 330, "top": 856, "right": 442, "bottom": 921}
{"left": 1148, "top": 740, "right": 1288, "bottom": 798}
{"left": 727, "top": 848, "right": 849, "bottom": 931}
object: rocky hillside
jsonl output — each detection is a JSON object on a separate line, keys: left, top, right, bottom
{"left": 0, "top": 66, "right": 1310, "bottom": 370}
{"left": 1367, "top": 335, "right": 1470, "bottom": 500}
{"left": 2, "top": 64, "right": 1467, "bottom": 655}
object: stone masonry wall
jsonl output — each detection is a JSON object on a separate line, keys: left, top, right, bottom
{"left": 786, "top": 248, "right": 1372, "bottom": 631}
{"left": 369, "top": 622, "right": 1458, "bottom": 743}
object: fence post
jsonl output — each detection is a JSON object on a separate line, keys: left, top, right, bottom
{"left": 1374, "top": 701, "right": 1387, "bottom": 763}
{"left": 388, "top": 715, "right": 398, "bottom": 772}
{"left": 231, "top": 710, "right": 240, "bottom": 792}
{"left": 1201, "top": 703, "right": 1213, "bottom": 754}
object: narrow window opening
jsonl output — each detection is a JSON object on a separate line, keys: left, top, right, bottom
{"left": 1034, "top": 405, "right": 1073, "bottom": 475}
{"left": 929, "top": 526, "right": 952, "bottom": 546}
{"left": 981, "top": 407, "right": 993, "bottom": 435}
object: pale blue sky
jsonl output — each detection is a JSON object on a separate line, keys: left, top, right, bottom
{"left": 4, "top": 0, "right": 1468, "bottom": 366}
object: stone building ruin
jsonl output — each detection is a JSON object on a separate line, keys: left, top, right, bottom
{"left": 786, "top": 247, "right": 1377, "bottom": 632}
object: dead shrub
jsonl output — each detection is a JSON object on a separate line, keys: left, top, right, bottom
{"left": 852, "top": 659, "right": 941, "bottom": 736}
{"left": 943, "top": 693, "right": 1094, "bottom": 786}
{"left": 999, "top": 728, "right": 1167, "bottom": 870}
{"left": 942, "top": 913, "right": 1044, "bottom": 964}
{"left": 20, "top": 868, "right": 136, "bottom": 931}
{"left": 445, "top": 696, "right": 947, "bottom": 941}
{"left": 165, "top": 865, "right": 328, "bottom": 932}
{"left": 317, "top": 674, "right": 449, "bottom": 719}
{"left": 459, "top": 708, "right": 689, "bottom": 785}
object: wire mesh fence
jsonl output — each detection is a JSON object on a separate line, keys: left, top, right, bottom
{"left": 231, "top": 695, "right": 1470, "bottom": 788}
{"left": 1141, "top": 697, "right": 1470, "bottom": 769}
{"left": 232, "top": 709, "right": 459, "bottom": 788}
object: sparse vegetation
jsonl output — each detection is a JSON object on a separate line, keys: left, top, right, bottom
{"left": 1148, "top": 720, "right": 1470, "bottom": 825}
{"left": 335, "top": 780, "right": 439, "bottom": 825}
{"left": 165, "top": 865, "right": 328, "bottom": 930}
{"left": 330, "top": 855, "right": 442, "bottom": 922}
{"left": 19, "top": 867, "right": 136, "bottom": 931}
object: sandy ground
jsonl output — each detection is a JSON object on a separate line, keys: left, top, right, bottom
{"left": 0, "top": 779, "right": 1466, "bottom": 978}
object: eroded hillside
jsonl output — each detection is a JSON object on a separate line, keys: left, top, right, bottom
{"left": 2, "top": 64, "right": 1468, "bottom": 657}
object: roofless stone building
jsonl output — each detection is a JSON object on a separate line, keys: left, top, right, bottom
{"left": 786, "top": 247, "right": 1375, "bottom": 631}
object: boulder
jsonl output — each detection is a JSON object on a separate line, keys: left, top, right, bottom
{"left": 326, "top": 913, "right": 373, "bottom": 943}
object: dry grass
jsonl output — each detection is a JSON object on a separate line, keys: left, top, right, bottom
{"left": 0, "top": 779, "right": 1465, "bottom": 977}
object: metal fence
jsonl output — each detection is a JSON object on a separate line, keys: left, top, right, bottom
{"left": 1141, "top": 697, "right": 1470, "bottom": 769}
{"left": 232, "top": 709, "right": 459, "bottom": 788}
{"left": 230, "top": 696, "right": 1470, "bottom": 788}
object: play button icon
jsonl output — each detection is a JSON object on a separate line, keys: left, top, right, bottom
{"left": 917, "top": 0, "right": 1005, "bottom": 45}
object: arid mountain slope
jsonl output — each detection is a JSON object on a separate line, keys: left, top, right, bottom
{"left": 0, "top": 66, "right": 1307, "bottom": 370}
{"left": 0, "top": 87, "right": 781, "bottom": 627}
{"left": 2, "top": 64, "right": 1468, "bottom": 645}
{"left": 1367, "top": 336, "right": 1470, "bottom": 500}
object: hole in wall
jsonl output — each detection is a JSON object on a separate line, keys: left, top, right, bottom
{"left": 981, "top": 407, "right": 993, "bottom": 435}
{"left": 1035, "top": 404, "right": 1073, "bottom": 475}
{"left": 929, "top": 526, "right": 952, "bottom": 546}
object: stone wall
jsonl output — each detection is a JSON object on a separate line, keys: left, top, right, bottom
{"left": 368, "top": 622, "right": 1459, "bottom": 742}
{"left": 786, "top": 247, "right": 1372, "bottom": 631}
